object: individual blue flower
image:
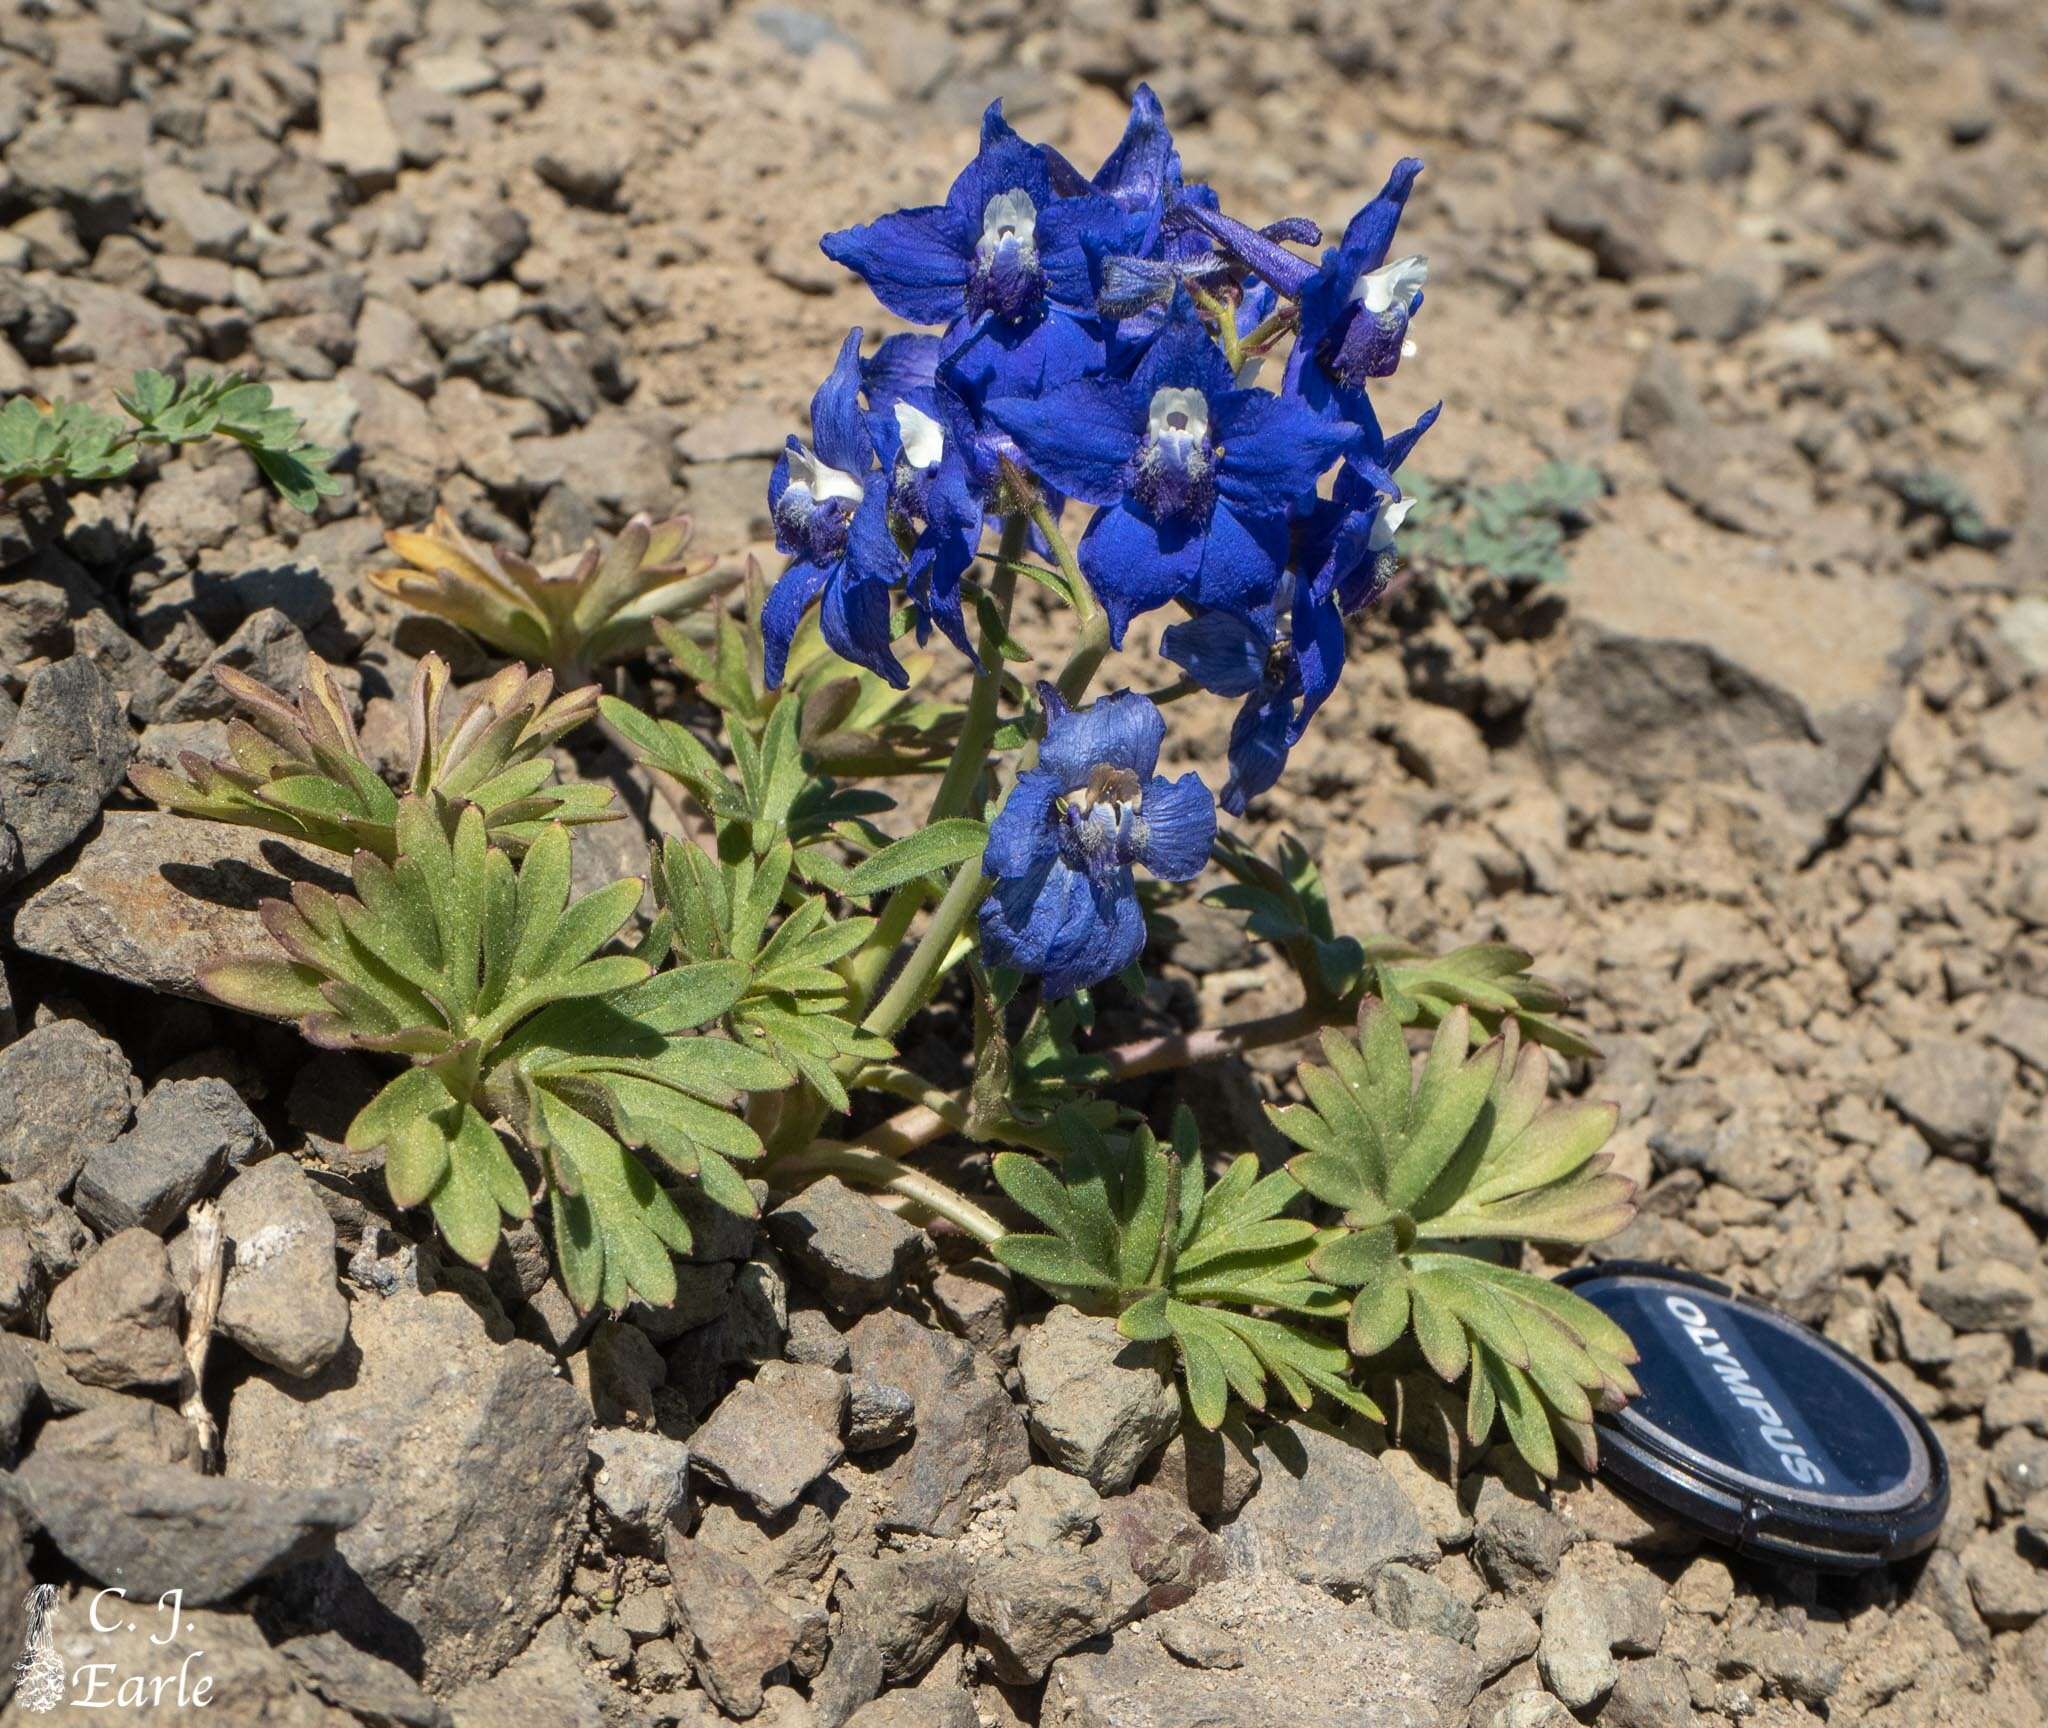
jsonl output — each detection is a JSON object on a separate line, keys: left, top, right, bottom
{"left": 869, "top": 381, "right": 983, "bottom": 667}
{"left": 979, "top": 685, "right": 1216, "bottom": 1000}
{"left": 1285, "top": 159, "right": 1429, "bottom": 429}
{"left": 986, "top": 292, "right": 1356, "bottom": 645}
{"left": 1162, "top": 403, "right": 1437, "bottom": 812}
{"left": 819, "top": 102, "right": 1135, "bottom": 397}
{"left": 764, "top": 329, "right": 906, "bottom": 690}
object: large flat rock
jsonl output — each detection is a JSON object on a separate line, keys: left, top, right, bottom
{"left": 8, "top": 809, "right": 342, "bottom": 1000}
{"left": 1530, "top": 510, "right": 1927, "bottom": 861}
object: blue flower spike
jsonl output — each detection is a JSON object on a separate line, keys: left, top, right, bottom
{"left": 979, "top": 685, "right": 1216, "bottom": 1000}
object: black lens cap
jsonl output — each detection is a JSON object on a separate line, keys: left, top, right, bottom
{"left": 1556, "top": 1261, "right": 1948, "bottom": 1572}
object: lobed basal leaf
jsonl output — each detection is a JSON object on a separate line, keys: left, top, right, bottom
{"left": 200, "top": 800, "right": 794, "bottom": 1311}
{"left": 993, "top": 1107, "right": 1378, "bottom": 1432}
{"left": 1276, "top": 999, "right": 1639, "bottom": 1475}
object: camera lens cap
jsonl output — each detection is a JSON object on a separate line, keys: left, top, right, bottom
{"left": 1556, "top": 1261, "right": 1948, "bottom": 1572}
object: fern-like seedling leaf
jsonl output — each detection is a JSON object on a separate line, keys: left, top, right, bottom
{"left": 1278, "top": 1000, "right": 1639, "bottom": 1475}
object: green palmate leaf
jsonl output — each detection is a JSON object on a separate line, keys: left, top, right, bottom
{"left": 135, "top": 652, "right": 612, "bottom": 859}
{"left": 201, "top": 800, "right": 795, "bottom": 1304}
{"left": 1280, "top": 1000, "right": 1640, "bottom": 1475}
{"left": 992, "top": 1107, "right": 1373, "bottom": 1429}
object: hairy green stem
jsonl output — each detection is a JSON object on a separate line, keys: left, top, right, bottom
{"left": 862, "top": 849, "right": 987, "bottom": 1043}
{"left": 1027, "top": 501, "right": 1111, "bottom": 706}
{"left": 926, "top": 514, "right": 1027, "bottom": 825}
{"left": 774, "top": 1143, "right": 1006, "bottom": 1245}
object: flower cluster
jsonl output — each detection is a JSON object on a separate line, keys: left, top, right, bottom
{"left": 768, "top": 88, "right": 1437, "bottom": 996}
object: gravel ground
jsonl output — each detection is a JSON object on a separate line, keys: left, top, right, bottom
{"left": 3, "top": 0, "right": 2048, "bottom": 1725}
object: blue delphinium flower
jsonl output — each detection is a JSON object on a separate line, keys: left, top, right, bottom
{"left": 980, "top": 684, "right": 1216, "bottom": 999}
{"left": 1285, "top": 159, "right": 1428, "bottom": 427}
{"left": 985, "top": 292, "right": 1355, "bottom": 645}
{"left": 820, "top": 103, "right": 1135, "bottom": 404}
{"left": 1161, "top": 404, "right": 1438, "bottom": 812}
{"left": 764, "top": 329, "right": 906, "bottom": 690}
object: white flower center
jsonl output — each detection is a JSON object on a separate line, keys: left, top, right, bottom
{"left": 980, "top": 189, "right": 1038, "bottom": 252}
{"left": 1147, "top": 386, "right": 1210, "bottom": 448}
{"left": 1369, "top": 496, "right": 1414, "bottom": 553}
{"left": 787, "top": 443, "right": 864, "bottom": 508}
{"left": 1355, "top": 253, "right": 1429, "bottom": 317}
{"left": 894, "top": 402, "right": 945, "bottom": 471}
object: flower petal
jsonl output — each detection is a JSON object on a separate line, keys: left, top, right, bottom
{"left": 761, "top": 557, "right": 833, "bottom": 689}
{"left": 984, "top": 377, "right": 1138, "bottom": 507}
{"left": 1135, "top": 772, "right": 1216, "bottom": 881}
{"left": 1129, "top": 292, "right": 1236, "bottom": 401}
{"left": 1077, "top": 501, "right": 1204, "bottom": 647}
{"left": 1159, "top": 607, "right": 1271, "bottom": 697}
{"left": 1092, "top": 83, "right": 1179, "bottom": 211}
{"left": 1213, "top": 388, "right": 1356, "bottom": 515}
{"left": 821, "top": 208, "right": 971, "bottom": 327}
{"left": 1337, "top": 157, "right": 1425, "bottom": 268}
{"left": 1288, "top": 585, "right": 1349, "bottom": 741}
{"left": 810, "top": 329, "right": 874, "bottom": 476}
{"left": 863, "top": 333, "right": 943, "bottom": 408}
{"left": 980, "top": 857, "right": 1146, "bottom": 1001}
{"left": 985, "top": 768, "right": 1061, "bottom": 880}
{"left": 1186, "top": 501, "right": 1288, "bottom": 618}
{"left": 1039, "top": 686, "right": 1165, "bottom": 787}
{"left": 1221, "top": 688, "right": 1296, "bottom": 816}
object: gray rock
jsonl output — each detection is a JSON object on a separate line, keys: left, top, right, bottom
{"left": 0, "top": 1333, "right": 39, "bottom": 1458}
{"left": 0, "top": 1224, "right": 40, "bottom": 1331}
{"left": 847, "top": 1368, "right": 916, "bottom": 1451}
{"left": 76, "top": 1075, "right": 269, "bottom": 1236}
{"left": 1472, "top": 1476, "right": 1574, "bottom": 1596}
{"left": 226, "top": 1289, "right": 591, "bottom": 1690}
{"left": 844, "top": 1689, "right": 977, "bottom": 1728}
{"left": 1602, "top": 1655, "right": 1696, "bottom": 1728}
{"left": 1043, "top": 1576, "right": 1479, "bottom": 1728}
{"left": 1922, "top": 1260, "right": 2037, "bottom": 1331}
{"left": 1544, "top": 170, "right": 1670, "bottom": 279}
{"left": 965, "top": 1541, "right": 1149, "bottom": 1684}
{"left": 0, "top": 1177, "right": 94, "bottom": 1281}
{"left": 445, "top": 1615, "right": 612, "bottom": 1728}
{"left": 844, "top": 1308, "right": 1031, "bottom": 1535}
{"left": 1017, "top": 1306, "right": 1181, "bottom": 1495}
{"left": 48, "top": 1227, "right": 186, "bottom": 1389}
{"left": 1374, "top": 1561, "right": 1479, "bottom": 1644}
{"left": 1235, "top": 1424, "right": 1439, "bottom": 1597}
{"left": 836, "top": 1547, "right": 972, "bottom": 1684}
{"left": 0, "top": 1498, "right": 27, "bottom": 1709}
{"left": 0, "top": 655, "right": 133, "bottom": 880}
{"left": 765, "top": 1176, "right": 925, "bottom": 1313}
{"left": 0, "top": 1016, "right": 140, "bottom": 1190}
{"left": 15, "top": 1455, "right": 367, "bottom": 1605}
{"left": 317, "top": 48, "right": 402, "bottom": 190}
{"left": 194, "top": 1153, "right": 349, "bottom": 1376}
{"left": 689, "top": 1494, "right": 835, "bottom": 1600}
{"left": 31, "top": 1394, "right": 200, "bottom": 1469}
{"left": 1530, "top": 537, "right": 1924, "bottom": 863}
{"left": 1009, "top": 1462, "right": 1105, "bottom": 1550}
{"left": 590, "top": 1427, "right": 694, "bottom": 1550}
{"left": 690, "top": 1362, "right": 846, "bottom": 1516}
{"left": 1143, "top": 1419, "right": 1262, "bottom": 1523}
{"left": 11, "top": 808, "right": 339, "bottom": 999}
{"left": 445, "top": 317, "right": 597, "bottom": 430}
{"left": 279, "top": 1631, "right": 452, "bottom": 1728}
{"left": 535, "top": 134, "right": 629, "bottom": 208}
{"left": 667, "top": 1539, "right": 798, "bottom": 1718}
{"left": 142, "top": 162, "right": 250, "bottom": 260}
{"left": 158, "top": 607, "right": 311, "bottom": 723}
{"left": 1538, "top": 1562, "right": 1619, "bottom": 1709}
{"left": 1885, "top": 1037, "right": 2014, "bottom": 1160}
{"left": 1474, "top": 1605, "right": 1541, "bottom": 1683}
